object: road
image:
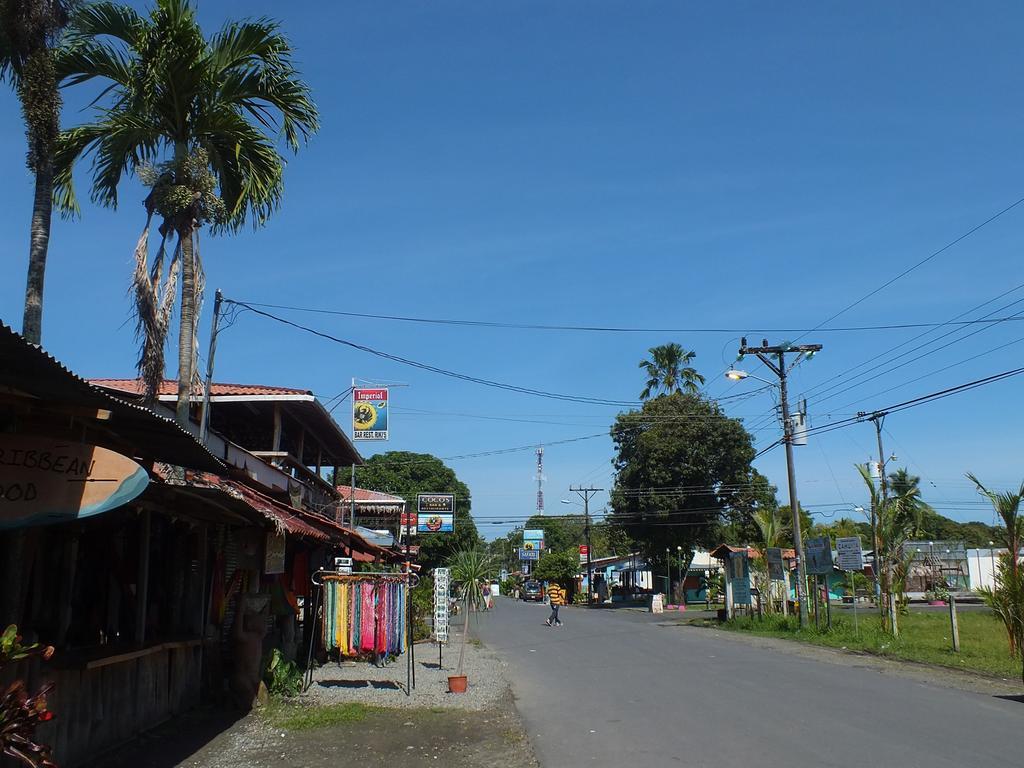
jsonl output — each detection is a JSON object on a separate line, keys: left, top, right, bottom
{"left": 476, "top": 598, "right": 1022, "bottom": 768}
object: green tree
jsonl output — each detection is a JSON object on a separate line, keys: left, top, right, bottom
{"left": 352, "top": 452, "right": 479, "bottom": 571}
{"left": 859, "top": 464, "right": 930, "bottom": 635}
{"left": 54, "top": 0, "right": 318, "bottom": 418}
{"left": 1, "top": 0, "right": 72, "bottom": 344}
{"left": 608, "top": 392, "right": 755, "bottom": 569}
{"left": 531, "top": 550, "right": 579, "bottom": 587}
{"left": 638, "top": 342, "right": 705, "bottom": 400}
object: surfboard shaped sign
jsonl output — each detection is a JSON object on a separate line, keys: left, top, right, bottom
{"left": 0, "top": 436, "right": 150, "bottom": 528}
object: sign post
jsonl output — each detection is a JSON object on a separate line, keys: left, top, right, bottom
{"left": 433, "top": 567, "right": 451, "bottom": 670}
{"left": 836, "top": 536, "right": 864, "bottom": 637}
{"left": 729, "top": 551, "right": 751, "bottom": 613}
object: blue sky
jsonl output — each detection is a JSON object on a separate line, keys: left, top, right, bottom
{"left": 3, "top": 1, "right": 1024, "bottom": 538}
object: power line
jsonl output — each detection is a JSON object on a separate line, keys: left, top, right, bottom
{"left": 229, "top": 298, "right": 1024, "bottom": 334}
{"left": 753, "top": 364, "right": 1024, "bottom": 458}
{"left": 794, "top": 195, "right": 1024, "bottom": 339}
{"left": 225, "top": 299, "right": 638, "bottom": 406}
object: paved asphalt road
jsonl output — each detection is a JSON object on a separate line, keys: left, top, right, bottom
{"left": 476, "top": 598, "right": 1022, "bottom": 768}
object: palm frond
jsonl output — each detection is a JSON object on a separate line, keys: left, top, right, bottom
{"left": 65, "top": 1, "right": 145, "bottom": 45}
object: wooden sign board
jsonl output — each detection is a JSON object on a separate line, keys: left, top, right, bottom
{"left": 0, "top": 436, "right": 149, "bottom": 528}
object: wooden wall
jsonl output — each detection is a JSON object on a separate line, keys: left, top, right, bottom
{"left": 8, "top": 641, "right": 203, "bottom": 768}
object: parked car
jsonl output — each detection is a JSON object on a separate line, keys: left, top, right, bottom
{"left": 522, "top": 580, "right": 544, "bottom": 602}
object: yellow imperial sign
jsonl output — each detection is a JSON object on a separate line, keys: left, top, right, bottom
{"left": 352, "top": 388, "right": 389, "bottom": 440}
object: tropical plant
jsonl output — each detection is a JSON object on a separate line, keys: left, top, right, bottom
{"left": 1, "top": 625, "right": 56, "bottom": 768}
{"left": 966, "top": 474, "right": 1023, "bottom": 580}
{"left": 859, "top": 465, "right": 930, "bottom": 636}
{"left": 638, "top": 342, "right": 705, "bottom": 399}
{"left": 967, "top": 473, "right": 1024, "bottom": 658}
{"left": 263, "top": 647, "right": 302, "bottom": 698}
{"left": 751, "top": 506, "right": 788, "bottom": 549}
{"left": 977, "top": 553, "right": 1024, "bottom": 682}
{"left": 447, "top": 548, "right": 497, "bottom": 678}
{"left": 1, "top": 0, "right": 73, "bottom": 345}
{"left": 53, "top": 0, "right": 318, "bottom": 418}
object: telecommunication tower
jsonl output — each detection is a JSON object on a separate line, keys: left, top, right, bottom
{"left": 535, "top": 446, "right": 544, "bottom": 516}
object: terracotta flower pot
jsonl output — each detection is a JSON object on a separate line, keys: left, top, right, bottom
{"left": 448, "top": 675, "right": 468, "bottom": 694}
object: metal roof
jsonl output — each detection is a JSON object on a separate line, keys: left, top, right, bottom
{"left": 336, "top": 485, "right": 407, "bottom": 505}
{"left": 0, "top": 324, "right": 222, "bottom": 473}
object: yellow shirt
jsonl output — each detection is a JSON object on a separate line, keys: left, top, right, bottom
{"left": 547, "top": 584, "right": 566, "bottom": 606}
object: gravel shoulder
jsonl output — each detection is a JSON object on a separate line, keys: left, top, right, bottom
{"left": 304, "top": 638, "right": 506, "bottom": 711}
{"left": 87, "top": 636, "right": 537, "bottom": 768}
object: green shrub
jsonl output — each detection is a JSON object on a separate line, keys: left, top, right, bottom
{"left": 264, "top": 648, "right": 303, "bottom": 698}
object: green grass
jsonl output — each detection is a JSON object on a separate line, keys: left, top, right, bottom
{"left": 266, "top": 702, "right": 382, "bottom": 731}
{"left": 714, "top": 609, "right": 1023, "bottom": 680}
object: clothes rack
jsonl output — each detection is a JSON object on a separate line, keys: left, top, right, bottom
{"left": 304, "top": 569, "right": 418, "bottom": 695}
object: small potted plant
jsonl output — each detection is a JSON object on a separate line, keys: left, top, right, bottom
{"left": 925, "top": 583, "right": 949, "bottom": 606}
{"left": 447, "top": 548, "right": 496, "bottom": 694}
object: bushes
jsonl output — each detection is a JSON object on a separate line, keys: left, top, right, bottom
{"left": 264, "top": 648, "right": 303, "bottom": 698}
{"left": 410, "top": 574, "right": 434, "bottom": 642}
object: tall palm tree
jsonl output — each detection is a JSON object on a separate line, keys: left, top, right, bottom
{"left": 1, "top": 0, "right": 72, "bottom": 344}
{"left": 638, "top": 342, "right": 704, "bottom": 400}
{"left": 53, "top": 0, "right": 318, "bottom": 420}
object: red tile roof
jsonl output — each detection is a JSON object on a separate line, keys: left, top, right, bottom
{"left": 336, "top": 485, "right": 407, "bottom": 505}
{"left": 89, "top": 378, "right": 311, "bottom": 397}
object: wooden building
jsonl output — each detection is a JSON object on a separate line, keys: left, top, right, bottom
{"left": 0, "top": 326, "right": 396, "bottom": 766}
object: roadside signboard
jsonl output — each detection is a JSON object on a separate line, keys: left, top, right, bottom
{"left": 433, "top": 568, "right": 450, "bottom": 644}
{"left": 836, "top": 537, "right": 864, "bottom": 571}
{"left": 766, "top": 547, "right": 785, "bottom": 581}
{"left": 352, "top": 388, "right": 389, "bottom": 440}
{"left": 579, "top": 544, "right": 590, "bottom": 564}
{"left": 805, "top": 536, "right": 834, "bottom": 575}
{"left": 729, "top": 551, "right": 751, "bottom": 605}
{"left": 523, "top": 529, "right": 544, "bottom": 549}
{"left": 334, "top": 556, "right": 353, "bottom": 574}
{"left": 400, "top": 511, "right": 418, "bottom": 538}
{"left": 417, "top": 493, "right": 455, "bottom": 533}
{"left": 0, "top": 437, "right": 150, "bottom": 528}
{"left": 519, "top": 547, "right": 539, "bottom": 561}
{"left": 264, "top": 532, "right": 286, "bottom": 574}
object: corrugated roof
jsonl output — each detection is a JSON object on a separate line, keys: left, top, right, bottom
{"left": 335, "top": 485, "right": 406, "bottom": 505}
{"left": 90, "top": 378, "right": 311, "bottom": 397}
{"left": 0, "top": 324, "right": 222, "bottom": 473}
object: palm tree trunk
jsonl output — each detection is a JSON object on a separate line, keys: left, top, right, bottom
{"left": 21, "top": 159, "right": 54, "bottom": 345}
{"left": 175, "top": 226, "right": 196, "bottom": 426}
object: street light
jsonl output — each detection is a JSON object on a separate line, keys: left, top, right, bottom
{"left": 725, "top": 369, "right": 776, "bottom": 386}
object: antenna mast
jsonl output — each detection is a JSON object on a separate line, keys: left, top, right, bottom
{"left": 535, "top": 446, "right": 545, "bottom": 516}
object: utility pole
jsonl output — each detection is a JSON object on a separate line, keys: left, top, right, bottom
{"left": 858, "top": 410, "right": 890, "bottom": 616}
{"left": 739, "top": 338, "right": 821, "bottom": 629}
{"left": 569, "top": 485, "right": 602, "bottom": 605}
{"left": 198, "top": 289, "right": 223, "bottom": 444}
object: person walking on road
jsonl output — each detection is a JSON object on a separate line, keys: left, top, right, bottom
{"left": 545, "top": 582, "right": 565, "bottom": 626}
